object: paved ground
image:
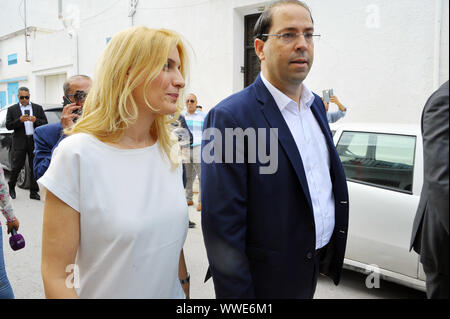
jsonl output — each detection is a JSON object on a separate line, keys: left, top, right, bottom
{"left": 2, "top": 179, "right": 426, "bottom": 299}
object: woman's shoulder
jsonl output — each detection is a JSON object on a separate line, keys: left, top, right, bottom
{"left": 54, "top": 132, "right": 97, "bottom": 155}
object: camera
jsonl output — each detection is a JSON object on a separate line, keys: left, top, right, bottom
{"left": 322, "top": 89, "right": 334, "bottom": 103}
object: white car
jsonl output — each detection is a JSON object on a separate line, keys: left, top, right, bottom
{"left": 330, "top": 122, "right": 426, "bottom": 292}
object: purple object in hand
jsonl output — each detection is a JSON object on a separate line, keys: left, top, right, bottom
{"left": 10, "top": 228, "right": 25, "bottom": 251}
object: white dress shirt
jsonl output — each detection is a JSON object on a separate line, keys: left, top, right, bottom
{"left": 20, "top": 102, "right": 34, "bottom": 136}
{"left": 260, "top": 73, "right": 335, "bottom": 249}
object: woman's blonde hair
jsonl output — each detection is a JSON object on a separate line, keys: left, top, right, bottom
{"left": 66, "top": 26, "right": 189, "bottom": 167}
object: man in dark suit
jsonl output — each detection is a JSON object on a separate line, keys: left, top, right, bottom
{"left": 6, "top": 87, "right": 47, "bottom": 200}
{"left": 410, "top": 80, "right": 449, "bottom": 299}
{"left": 201, "top": 0, "right": 349, "bottom": 298}
{"left": 33, "top": 75, "right": 91, "bottom": 181}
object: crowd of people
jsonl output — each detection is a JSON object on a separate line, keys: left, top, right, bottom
{"left": 0, "top": 0, "right": 448, "bottom": 299}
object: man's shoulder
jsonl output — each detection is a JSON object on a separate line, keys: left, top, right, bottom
{"left": 6, "top": 103, "right": 19, "bottom": 112}
{"left": 212, "top": 85, "right": 258, "bottom": 114}
{"left": 35, "top": 122, "right": 62, "bottom": 134}
{"left": 31, "top": 103, "right": 45, "bottom": 110}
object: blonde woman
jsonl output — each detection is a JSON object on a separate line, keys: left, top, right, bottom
{"left": 40, "top": 27, "right": 190, "bottom": 299}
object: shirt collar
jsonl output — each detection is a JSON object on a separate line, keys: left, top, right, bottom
{"left": 260, "top": 72, "right": 315, "bottom": 112}
{"left": 20, "top": 102, "right": 32, "bottom": 108}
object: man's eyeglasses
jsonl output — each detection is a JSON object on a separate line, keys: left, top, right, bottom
{"left": 67, "top": 90, "right": 88, "bottom": 102}
{"left": 19, "top": 96, "right": 30, "bottom": 100}
{"left": 262, "top": 32, "right": 321, "bottom": 44}
{"left": 186, "top": 99, "right": 196, "bottom": 103}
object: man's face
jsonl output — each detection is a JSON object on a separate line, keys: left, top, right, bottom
{"left": 186, "top": 94, "right": 197, "bottom": 113}
{"left": 67, "top": 78, "right": 92, "bottom": 106}
{"left": 257, "top": 4, "right": 314, "bottom": 93}
{"left": 18, "top": 90, "right": 30, "bottom": 106}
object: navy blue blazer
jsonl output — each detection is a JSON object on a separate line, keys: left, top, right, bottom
{"left": 33, "top": 122, "right": 64, "bottom": 180}
{"left": 201, "top": 75, "right": 349, "bottom": 298}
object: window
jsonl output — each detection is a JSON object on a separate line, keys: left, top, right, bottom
{"left": 8, "top": 53, "right": 18, "bottom": 65}
{"left": 336, "top": 131, "right": 416, "bottom": 193}
{"left": 244, "top": 13, "right": 261, "bottom": 88}
{"left": 0, "top": 109, "right": 8, "bottom": 129}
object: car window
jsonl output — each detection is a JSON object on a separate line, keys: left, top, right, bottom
{"left": 336, "top": 131, "right": 416, "bottom": 193}
{"left": 44, "top": 110, "right": 62, "bottom": 124}
{"left": 0, "top": 109, "right": 7, "bottom": 129}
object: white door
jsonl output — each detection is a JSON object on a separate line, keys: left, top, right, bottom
{"left": 44, "top": 74, "right": 66, "bottom": 105}
{"left": 335, "top": 130, "right": 420, "bottom": 278}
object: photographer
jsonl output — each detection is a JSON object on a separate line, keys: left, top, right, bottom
{"left": 33, "top": 75, "right": 92, "bottom": 181}
{"left": 6, "top": 87, "right": 48, "bottom": 200}
{"left": 322, "top": 93, "right": 348, "bottom": 123}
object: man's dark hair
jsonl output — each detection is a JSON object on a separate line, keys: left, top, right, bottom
{"left": 63, "top": 75, "right": 91, "bottom": 96}
{"left": 253, "top": 0, "right": 314, "bottom": 42}
{"left": 18, "top": 87, "right": 29, "bottom": 93}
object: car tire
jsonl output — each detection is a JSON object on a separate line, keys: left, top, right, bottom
{"left": 17, "top": 158, "right": 30, "bottom": 189}
{"left": 8, "top": 150, "right": 30, "bottom": 190}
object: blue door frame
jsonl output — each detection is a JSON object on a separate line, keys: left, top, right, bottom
{"left": 0, "top": 91, "right": 6, "bottom": 109}
{"left": 8, "top": 82, "right": 19, "bottom": 105}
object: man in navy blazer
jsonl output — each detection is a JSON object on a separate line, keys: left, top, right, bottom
{"left": 201, "top": 0, "right": 349, "bottom": 298}
{"left": 33, "top": 75, "right": 91, "bottom": 180}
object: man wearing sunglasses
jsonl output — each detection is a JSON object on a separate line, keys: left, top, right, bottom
{"left": 33, "top": 75, "right": 92, "bottom": 182}
{"left": 6, "top": 87, "right": 48, "bottom": 200}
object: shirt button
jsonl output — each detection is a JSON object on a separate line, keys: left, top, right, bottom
{"left": 306, "top": 252, "right": 313, "bottom": 260}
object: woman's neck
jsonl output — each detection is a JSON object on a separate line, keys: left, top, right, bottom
{"left": 110, "top": 107, "right": 157, "bottom": 149}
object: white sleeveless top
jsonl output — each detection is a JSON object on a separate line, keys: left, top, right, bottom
{"left": 39, "top": 133, "right": 188, "bottom": 299}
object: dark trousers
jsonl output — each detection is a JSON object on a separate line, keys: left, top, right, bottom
{"left": 423, "top": 263, "right": 449, "bottom": 299}
{"left": 311, "top": 242, "right": 333, "bottom": 299}
{"left": 182, "top": 164, "right": 187, "bottom": 188}
{"left": 9, "top": 136, "right": 39, "bottom": 193}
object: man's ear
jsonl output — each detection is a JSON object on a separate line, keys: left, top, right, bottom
{"left": 254, "top": 38, "right": 265, "bottom": 62}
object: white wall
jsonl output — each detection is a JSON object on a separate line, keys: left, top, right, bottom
{"left": 0, "top": 0, "right": 62, "bottom": 37}
{"left": 1, "top": 0, "right": 449, "bottom": 123}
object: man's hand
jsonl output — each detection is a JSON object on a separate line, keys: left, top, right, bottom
{"left": 61, "top": 103, "right": 82, "bottom": 129}
{"left": 7, "top": 218, "right": 20, "bottom": 234}
{"left": 29, "top": 115, "right": 37, "bottom": 123}
{"left": 329, "top": 95, "right": 346, "bottom": 112}
{"left": 20, "top": 115, "right": 29, "bottom": 123}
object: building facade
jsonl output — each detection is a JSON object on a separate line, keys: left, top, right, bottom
{"left": 0, "top": 0, "right": 448, "bottom": 125}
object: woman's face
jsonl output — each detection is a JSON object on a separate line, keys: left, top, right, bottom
{"left": 133, "top": 46, "right": 185, "bottom": 115}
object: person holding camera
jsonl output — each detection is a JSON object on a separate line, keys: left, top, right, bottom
{"left": 6, "top": 87, "right": 48, "bottom": 200}
{"left": 33, "top": 75, "right": 92, "bottom": 181}
{"left": 322, "top": 93, "right": 347, "bottom": 123}
{"left": 40, "top": 26, "right": 190, "bottom": 298}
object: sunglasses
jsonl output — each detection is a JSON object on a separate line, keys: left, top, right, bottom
{"left": 186, "top": 99, "right": 196, "bottom": 103}
{"left": 19, "top": 96, "right": 30, "bottom": 100}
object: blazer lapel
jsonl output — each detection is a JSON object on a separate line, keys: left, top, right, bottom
{"left": 253, "top": 75, "right": 313, "bottom": 213}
